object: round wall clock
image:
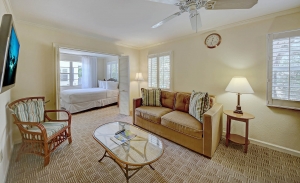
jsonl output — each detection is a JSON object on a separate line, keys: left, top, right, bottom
{"left": 204, "top": 33, "right": 221, "bottom": 49}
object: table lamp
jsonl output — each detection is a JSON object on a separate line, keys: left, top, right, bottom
{"left": 135, "top": 72, "right": 144, "bottom": 97}
{"left": 225, "top": 76, "right": 254, "bottom": 114}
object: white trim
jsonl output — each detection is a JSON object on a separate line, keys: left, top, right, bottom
{"left": 267, "top": 104, "right": 300, "bottom": 111}
{"left": 222, "top": 131, "right": 300, "bottom": 157}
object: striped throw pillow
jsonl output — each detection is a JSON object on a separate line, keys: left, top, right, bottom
{"left": 141, "top": 88, "right": 162, "bottom": 107}
{"left": 189, "top": 91, "right": 210, "bottom": 123}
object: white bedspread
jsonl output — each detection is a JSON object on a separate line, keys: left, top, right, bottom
{"left": 60, "top": 88, "right": 119, "bottom": 104}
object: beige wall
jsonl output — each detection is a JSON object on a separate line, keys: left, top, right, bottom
{"left": 0, "top": 1, "right": 14, "bottom": 182}
{"left": 11, "top": 21, "right": 139, "bottom": 142}
{"left": 140, "top": 12, "right": 300, "bottom": 152}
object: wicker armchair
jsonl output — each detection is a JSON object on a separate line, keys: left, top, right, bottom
{"left": 8, "top": 96, "right": 72, "bottom": 166}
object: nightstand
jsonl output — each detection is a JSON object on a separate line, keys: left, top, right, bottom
{"left": 223, "top": 110, "right": 255, "bottom": 153}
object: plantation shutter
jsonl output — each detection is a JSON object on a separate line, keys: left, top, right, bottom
{"left": 148, "top": 52, "right": 172, "bottom": 90}
{"left": 267, "top": 29, "right": 300, "bottom": 109}
{"left": 159, "top": 55, "right": 171, "bottom": 89}
{"left": 148, "top": 57, "right": 158, "bottom": 88}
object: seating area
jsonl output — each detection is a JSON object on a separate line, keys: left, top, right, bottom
{"left": 133, "top": 89, "right": 223, "bottom": 158}
{"left": 8, "top": 97, "right": 72, "bottom": 166}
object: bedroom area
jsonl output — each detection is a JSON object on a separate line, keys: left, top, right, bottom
{"left": 57, "top": 48, "right": 123, "bottom": 114}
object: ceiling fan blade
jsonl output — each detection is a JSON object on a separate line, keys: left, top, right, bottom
{"left": 190, "top": 11, "right": 202, "bottom": 31}
{"left": 148, "top": 0, "right": 180, "bottom": 5}
{"left": 152, "top": 12, "right": 181, "bottom": 28}
{"left": 205, "top": 0, "right": 258, "bottom": 10}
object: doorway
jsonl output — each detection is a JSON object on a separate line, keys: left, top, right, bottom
{"left": 55, "top": 47, "right": 130, "bottom": 115}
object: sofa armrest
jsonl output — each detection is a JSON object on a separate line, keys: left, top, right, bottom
{"left": 203, "top": 103, "right": 223, "bottom": 158}
{"left": 133, "top": 98, "right": 142, "bottom": 124}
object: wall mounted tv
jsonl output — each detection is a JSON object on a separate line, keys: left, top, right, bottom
{"left": 0, "top": 14, "right": 20, "bottom": 94}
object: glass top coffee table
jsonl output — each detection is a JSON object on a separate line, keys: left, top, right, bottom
{"left": 93, "top": 122, "right": 164, "bottom": 182}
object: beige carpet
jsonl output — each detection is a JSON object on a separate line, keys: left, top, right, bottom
{"left": 6, "top": 106, "right": 300, "bottom": 183}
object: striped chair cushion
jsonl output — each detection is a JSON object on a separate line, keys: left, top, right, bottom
{"left": 14, "top": 101, "right": 45, "bottom": 123}
{"left": 189, "top": 91, "right": 210, "bottom": 123}
{"left": 141, "top": 88, "right": 162, "bottom": 107}
{"left": 27, "top": 122, "right": 68, "bottom": 139}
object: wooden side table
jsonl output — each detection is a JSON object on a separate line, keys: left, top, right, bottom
{"left": 223, "top": 110, "right": 255, "bottom": 153}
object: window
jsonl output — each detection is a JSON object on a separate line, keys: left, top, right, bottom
{"left": 60, "top": 61, "right": 82, "bottom": 86}
{"left": 107, "top": 61, "right": 118, "bottom": 80}
{"left": 267, "top": 29, "right": 300, "bottom": 109}
{"left": 148, "top": 52, "right": 172, "bottom": 90}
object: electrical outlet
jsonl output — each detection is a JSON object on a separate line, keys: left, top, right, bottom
{"left": 0, "top": 149, "right": 3, "bottom": 163}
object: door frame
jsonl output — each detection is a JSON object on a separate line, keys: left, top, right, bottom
{"left": 53, "top": 43, "right": 123, "bottom": 111}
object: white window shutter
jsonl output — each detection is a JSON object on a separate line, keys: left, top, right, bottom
{"left": 148, "top": 57, "right": 158, "bottom": 88}
{"left": 159, "top": 55, "right": 170, "bottom": 89}
{"left": 267, "top": 29, "right": 300, "bottom": 109}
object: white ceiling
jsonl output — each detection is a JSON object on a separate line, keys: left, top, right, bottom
{"left": 9, "top": 0, "right": 300, "bottom": 49}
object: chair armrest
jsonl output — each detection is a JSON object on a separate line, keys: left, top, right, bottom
{"left": 44, "top": 110, "right": 72, "bottom": 126}
{"left": 133, "top": 98, "right": 142, "bottom": 125}
{"left": 202, "top": 103, "right": 223, "bottom": 158}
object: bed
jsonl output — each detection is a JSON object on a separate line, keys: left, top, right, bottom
{"left": 60, "top": 87, "right": 119, "bottom": 113}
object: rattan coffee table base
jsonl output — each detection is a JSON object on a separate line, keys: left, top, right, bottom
{"left": 98, "top": 150, "right": 155, "bottom": 183}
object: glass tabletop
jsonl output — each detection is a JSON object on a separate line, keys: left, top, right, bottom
{"left": 93, "top": 122, "right": 164, "bottom": 165}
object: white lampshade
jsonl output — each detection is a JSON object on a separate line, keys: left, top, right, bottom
{"left": 225, "top": 76, "right": 254, "bottom": 94}
{"left": 135, "top": 73, "right": 144, "bottom": 81}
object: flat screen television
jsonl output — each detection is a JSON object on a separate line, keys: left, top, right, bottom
{"left": 0, "top": 14, "right": 20, "bottom": 94}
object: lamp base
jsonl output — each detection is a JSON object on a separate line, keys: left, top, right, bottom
{"left": 233, "top": 109, "right": 243, "bottom": 114}
{"left": 234, "top": 94, "right": 243, "bottom": 114}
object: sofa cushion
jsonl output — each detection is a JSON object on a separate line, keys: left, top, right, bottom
{"left": 135, "top": 106, "right": 172, "bottom": 124}
{"left": 161, "top": 111, "right": 203, "bottom": 139}
{"left": 174, "top": 92, "right": 191, "bottom": 113}
{"left": 141, "top": 88, "right": 162, "bottom": 107}
{"left": 161, "top": 90, "right": 177, "bottom": 109}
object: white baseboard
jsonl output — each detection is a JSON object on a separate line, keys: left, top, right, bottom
{"left": 222, "top": 131, "right": 300, "bottom": 157}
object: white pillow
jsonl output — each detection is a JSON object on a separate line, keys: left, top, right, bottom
{"left": 106, "top": 81, "right": 118, "bottom": 90}
{"left": 98, "top": 80, "right": 102, "bottom": 88}
{"left": 98, "top": 80, "right": 106, "bottom": 89}
{"left": 101, "top": 81, "right": 106, "bottom": 89}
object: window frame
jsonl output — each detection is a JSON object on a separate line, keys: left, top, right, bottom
{"left": 266, "top": 29, "right": 300, "bottom": 110}
{"left": 106, "top": 60, "right": 118, "bottom": 80}
{"left": 148, "top": 51, "right": 173, "bottom": 91}
{"left": 60, "top": 60, "right": 82, "bottom": 87}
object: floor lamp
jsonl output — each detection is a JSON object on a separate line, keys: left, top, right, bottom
{"left": 135, "top": 73, "right": 144, "bottom": 97}
{"left": 225, "top": 76, "right": 254, "bottom": 114}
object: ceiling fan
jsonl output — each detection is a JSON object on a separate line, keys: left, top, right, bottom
{"left": 150, "top": 0, "right": 258, "bottom": 30}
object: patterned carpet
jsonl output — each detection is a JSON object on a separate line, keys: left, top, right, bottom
{"left": 6, "top": 106, "right": 300, "bottom": 183}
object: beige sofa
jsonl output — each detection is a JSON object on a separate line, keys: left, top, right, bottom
{"left": 133, "top": 90, "right": 223, "bottom": 158}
